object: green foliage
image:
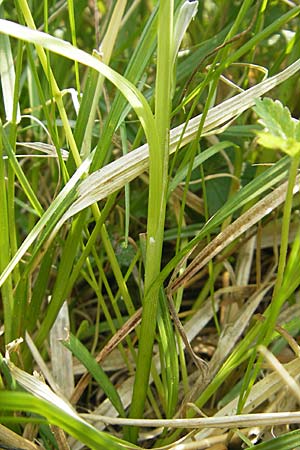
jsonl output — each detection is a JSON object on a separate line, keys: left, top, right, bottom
{"left": 0, "top": 1, "right": 300, "bottom": 449}
{"left": 0, "top": 391, "right": 128, "bottom": 450}
{"left": 254, "top": 97, "right": 300, "bottom": 156}
{"left": 249, "top": 429, "right": 300, "bottom": 449}
{"left": 61, "top": 332, "right": 125, "bottom": 417}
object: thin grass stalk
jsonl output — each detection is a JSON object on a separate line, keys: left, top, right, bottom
{"left": 79, "top": 0, "right": 127, "bottom": 160}
{"left": 271, "top": 154, "right": 300, "bottom": 301}
{"left": 158, "top": 289, "right": 179, "bottom": 418}
{"left": 120, "top": 123, "right": 130, "bottom": 247}
{"left": 25, "top": 43, "right": 68, "bottom": 184}
{"left": 43, "top": 0, "right": 48, "bottom": 34}
{"left": 64, "top": 194, "right": 117, "bottom": 295}
{"left": 66, "top": 0, "right": 80, "bottom": 96}
{"left": 0, "top": 123, "right": 14, "bottom": 343}
{"left": 9, "top": 3, "right": 155, "bottom": 359}
{"left": 7, "top": 32, "right": 21, "bottom": 231}
{"left": 16, "top": 0, "right": 82, "bottom": 168}
{"left": 7, "top": 126, "right": 18, "bottom": 272}
{"left": 79, "top": 268, "right": 133, "bottom": 372}
{"left": 80, "top": 411, "right": 300, "bottom": 429}
{"left": 181, "top": 5, "right": 300, "bottom": 109}
{"left": 238, "top": 153, "right": 300, "bottom": 412}
{"left": 128, "top": 0, "right": 174, "bottom": 441}
{"left": 7, "top": 43, "right": 24, "bottom": 339}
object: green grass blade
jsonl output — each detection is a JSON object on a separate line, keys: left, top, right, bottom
{"left": 168, "top": 140, "right": 235, "bottom": 195}
{"left": 0, "top": 123, "right": 14, "bottom": 342}
{"left": 152, "top": 155, "right": 290, "bottom": 294}
{"left": 120, "top": 122, "right": 130, "bottom": 246}
{"left": 73, "top": 0, "right": 127, "bottom": 163}
{"left": 1, "top": 123, "right": 44, "bottom": 217}
{"left": 66, "top": 0, "right": 80, "bottom": 95}
{"left": 0, "top": 156, "right": 91, "bottom": 288}
{"left": 62, "top": 333, "right": 125, "bottom": 418}
{"left": 30, "top": 212, "right": 88, "bottom": 355}
{"left": 90, "top": 3, "right": 159, "bottom": 172}
{"left": 0, "top": 391, "right": 130, "bottom": 450}
{"left": 0, "top": 19, "right": 158, "bottom": 156}
{"left": 157, "top": 289, "right": 179, "bottom": 418}
{"left": 249, "top": 430, "right": 300, "bottom": 449}
{"left": 128, "top": 1, "right": 174, "bottom": 439}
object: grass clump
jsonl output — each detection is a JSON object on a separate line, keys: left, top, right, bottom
{"left": 0, "top": 1, "right": 300, "bottom": 449}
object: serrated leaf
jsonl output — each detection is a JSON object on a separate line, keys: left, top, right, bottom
{"left": 254, "top": 98, "right": 300, "bottom": 156}
{"left": 256, "top": 131, "right": 300, "bottom": 156}
{"left": 254, "top": 98, "right": 296, "bottom": 140}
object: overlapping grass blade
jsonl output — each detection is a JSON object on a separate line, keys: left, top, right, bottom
{"left": 62, "top": 333, "right": 125, "bottom": 418}
{"left": 0, "top": 18, "right": 299, "bottom": 290}
{"left": 0, "top": 391, "right": 130, "bottom": 450}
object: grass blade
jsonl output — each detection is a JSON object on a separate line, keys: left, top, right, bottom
{"left": 62, "top": 332, "right": 126, "bottom": 418}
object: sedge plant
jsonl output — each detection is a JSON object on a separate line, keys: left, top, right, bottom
{"left": 0, "top": 2, "right": 300, "bottom": 449}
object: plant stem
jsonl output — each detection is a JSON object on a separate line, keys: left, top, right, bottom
{"left": 271, "top": 154, "right": 300, "bottom": 301}
{"left": 128, "top": 0, "right": 173, "bottom": 442}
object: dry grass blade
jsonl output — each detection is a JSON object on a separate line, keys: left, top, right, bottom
{"left": 16, "top": 142, "right": 69, "bottom": 159}
{"left": 63, "top": 57, "right": 300, "bottom": 219}
{"left": 258, "top": 345, "right": 300, "bottom": 403}
{"left": 70, "top": 307, "right": 142, "bottom": 405}
{"left": 80, "top": 410, "right": 300, "bottom": 429}
{"left": 168, "top": 176, "right": 300, "bottom": 294}
{"left": 208, "top": 284, "right": 272, "bottom": 378}
{"left": 5, "top": 360, "right": 77, "bottom": 419}
{"left": 49, "top": 301, "right": 74, "bottom": 399}
{"left": 25, "top": 332, "right": 65, "bottom": 397}
{"left": 177, "top": 284, "right": 273, "bottom": 412}
{"left": 194, "top": 357, "right": 300, "bottom": 441}
{"left": 0, "top": 423, "right": 41, "bottom": 450}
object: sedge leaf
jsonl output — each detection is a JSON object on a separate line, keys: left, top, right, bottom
{"left": 61, "top": 333, "right": 125, "bottom": 417}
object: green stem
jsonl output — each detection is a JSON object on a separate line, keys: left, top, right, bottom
{"left": 272, "top": 154, "right": 300, "bottom": 302}
{"left": 128, "top": 0, "right": 173, "bottom": 442}
{"left": 237, "top": 153, "right": 300, "bottom": 412}
{"left": 0, "top": 123, "right": 14, "bottom": 343}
